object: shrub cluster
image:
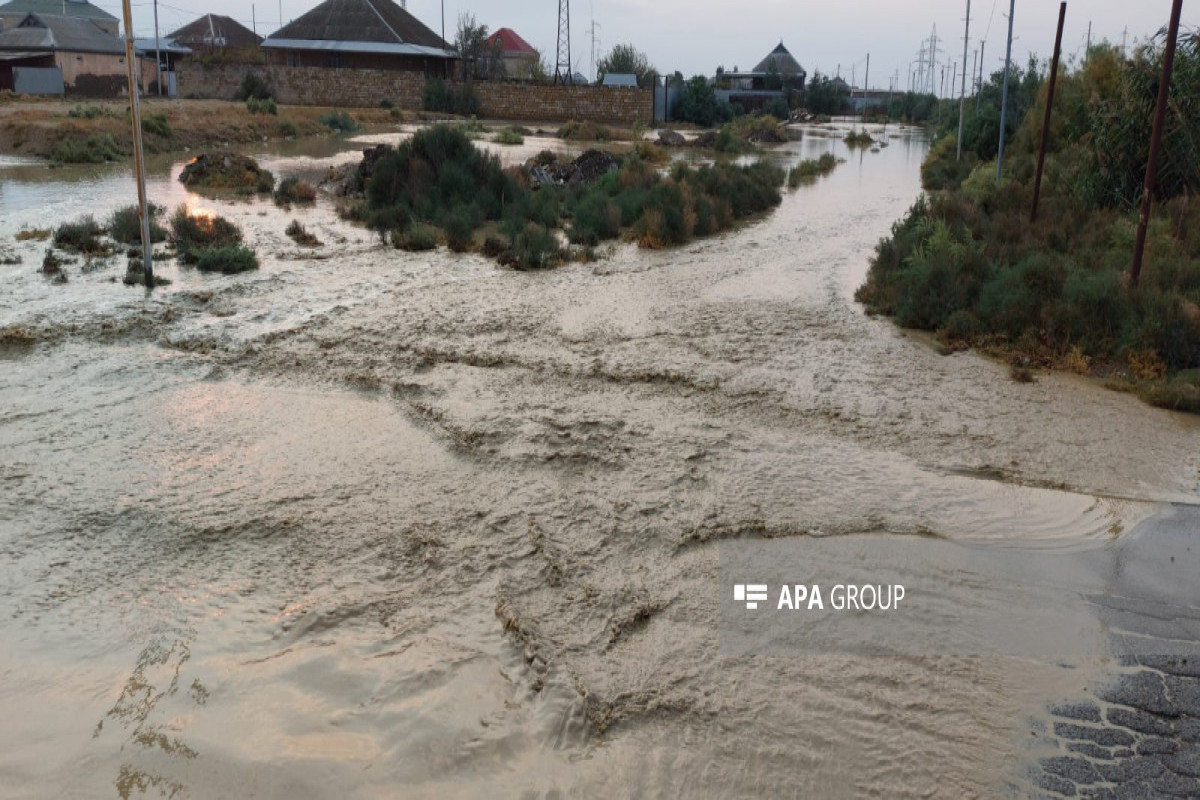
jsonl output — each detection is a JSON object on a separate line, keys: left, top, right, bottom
{"left": 169, "top": 206, "right": 245, "bottom": 264}
{"left": 50, "top": 134, "right": 122, "bottom": 164}
{"left": 274, "top": 176, "right": 317, "bottom": 207}
{"left": 53, "top": 216, "right": 108, "bottom": 254}
{"left": 246, "top": 96, "right": 278, "bottom": 115}
{"left": 141, "top": 113, "right": 172, "bottom": 137}
{"left": 109, "top": 204, "right": 167, "bottom": 245}
{"left": 319, "top": 110, "right": 362, "bottom": 133}
{"left": 422, "top": 79, "right": 479, "bottom": 116}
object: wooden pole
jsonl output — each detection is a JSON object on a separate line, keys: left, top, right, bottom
{"left": 1132, "top": 0, "right": 1185, "bottom": 286}
{"left": 957, "top": 0, "right": 971, "bottom": 161}
{"left": 1031, "top": 2, "right": 1067, "bottom": 224}
{"left": 996, "top": 0, "right": 1015, "bottom": 182}
{"left": 120, "top": 0, "right": 154, "bottom": 288}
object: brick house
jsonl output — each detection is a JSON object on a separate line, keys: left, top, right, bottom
{"left": 0, "top": 12, "right": 136, "bottom": 95}
{"left": 485, "top": 27, "right": 538, "bottom": 81}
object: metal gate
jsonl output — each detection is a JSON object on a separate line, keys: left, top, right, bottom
{"left": 13, "top": 67, "right": 64, "bottom": 95}
{"left": 653, "top": 79, "right": 680, "bottom": 124}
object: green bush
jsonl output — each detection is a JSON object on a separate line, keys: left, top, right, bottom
{"left": 109, "top": 204, "right": 167, "bottom": 245}
{"left": 493, "top": 127, "right": 525, "bottom": 145}
{"left": 422, "top": 78, "right": 479, "bottom": 116}
{"left": 67, "top": 104, "right": 107, "bottom": 119}
{"left": 285, "top": 220, "right": 322, "bottom": 247}
{"left": 169, "top": 206, "right": 244, "bottom": 263}
{"left": 274, "top": 176, "right": 317, "bottom": 207}
{"left": 236, "top": 72, "right": 272, "bottom": 101}
{"left": 319, "top": 110, "right": 362, "bottom": 133}
{"left": 505, "top": 223, "right": 561, "bottom": 270}
{"left": 278, "top": 118, "right": 299, "bottom": 137}
{"left": 50, "top": 134, "right": 122, "bottom": 164}
{"left": 443, "top": 206, "right": 476, "bottom": 252}
{"left": 788, "top": 153, "right": 840, "bottom": 187}
{"left": 246, "top": 96, "right": 277, "bottom": 115}
{"left": 54, "top": 216, "right": 108, "bottom": 254}
{"left": 141, "top": 112, "right": 172, "bottom": 137}
{"left": 394, "top": 223, "right": 438, "bottom": 252}
{"left": 193, "top": 244, "right": 259, "bottom": 274}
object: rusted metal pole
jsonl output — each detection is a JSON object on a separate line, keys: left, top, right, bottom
{"left": 1031, "top": 2, "right": 1067, "bottom": 224}
{"left": 121, "top": 0, "right": 154, "bottom": 288}
{"left": 1132, "top": 0, "right": 1185, "bottom": 287}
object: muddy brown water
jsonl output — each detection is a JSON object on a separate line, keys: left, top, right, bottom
{"left": 2, "top": 125, "right": 1199, "bottom": 799}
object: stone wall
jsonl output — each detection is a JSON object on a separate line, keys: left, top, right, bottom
{"left": 176, "top": 63, "right": 653, "bottom": 124}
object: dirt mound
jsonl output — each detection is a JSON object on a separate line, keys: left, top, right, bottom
{"left": 657, "top": 129, "right": 686, "bottom": 147}
{"left": 179, "top": 152, "right": 275, "bottom": 193}
{"left": 526, "top": 149, "right": 619, "bottom": 186}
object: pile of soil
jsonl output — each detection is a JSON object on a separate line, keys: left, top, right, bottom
{"left": 527, "top": 149, "right": 619, "bottom": 186}
{"left": 180, "top": 152, "right": 274, "bottom": 193}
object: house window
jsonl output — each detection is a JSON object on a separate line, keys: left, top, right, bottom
{"left": 288, "top": 53, "right": 300, "bottom": 68}
{"left": 325, "top": 53, "right": 342, "bottom": 69}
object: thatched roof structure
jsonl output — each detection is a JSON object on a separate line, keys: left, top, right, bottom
{"left": 752, "top": 41, "right": 804, "bottom": 76}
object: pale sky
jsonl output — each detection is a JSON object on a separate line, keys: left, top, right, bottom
{"left": 101, "top": 0, "right": 1186, "bottom": 93}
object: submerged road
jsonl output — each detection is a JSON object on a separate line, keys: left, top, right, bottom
{"left": 1, "top": 125, "right": 1198, "bottom": 798}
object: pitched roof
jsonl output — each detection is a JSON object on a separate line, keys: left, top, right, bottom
{"left": 752, "top": 41, "right": 804, "bottom": 75}
{"left": 0, "top": 0, "right": 115, "bottom": 25}
{"left": 262, "top": 0, "right": 453, "bottom": 58}
{"left": 486, "top": 27, "right": 535, "bottom": 55}
{"left": 134, "top": 36, "right": 192, "bottom": 56}
{"left": 0, "top": 13, "right": 123, "bottom": 54}
{"left": 168, "top": 14, "right": 261, "bottom": 48}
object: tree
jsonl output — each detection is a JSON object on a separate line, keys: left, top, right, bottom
{"left": 455, "top": 13, "right": 503, "bottom": 81}
{"left": 596, "top": 43, "right": 655, "bottom": 88}
{"left": 804, "top": 71, "right": 850, "bottom": 115}
{"left": 674, "top": 75, "right": 735, "bottom": 127}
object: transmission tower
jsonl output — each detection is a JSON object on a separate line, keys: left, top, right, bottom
{"left": 555, "top": 0, "right": 572, "bottom": 84}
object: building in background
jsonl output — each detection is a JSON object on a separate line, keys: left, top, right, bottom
{"left": 0, "top": 12, "right": 130, "bottom": 95}
{"left": 485, "top": 27, "right": 538, "bottom": 81}
{"left": 168, "top": 14, "right": 262, "bottom": 52}
{"left": 261, "top": 0, "right": 454, "bottom": 74}
{"left": 0, "top": 0, "right": 117, "bottom": 36}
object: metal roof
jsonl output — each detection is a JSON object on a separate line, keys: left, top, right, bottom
{"left": 262, "top": 0, "right": 453, "bottom": 58}
{"left": 261, "top": 38, "right": 452, "bottom": 58}
{"left": 0, "top": 0, "right": 115, "bottom": 24}
{"left": 133, "top": 37, "right": 191, "bottom": 56}
{"left": 486, "top": 27, "right": 536, "bottom": 56}
{"left": 0, "top": 13, "right": 124, "bottom": 55}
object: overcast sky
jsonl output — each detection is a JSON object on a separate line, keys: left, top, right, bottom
{"left": 101, "top": 0, "right": 1186, "bottom": 93}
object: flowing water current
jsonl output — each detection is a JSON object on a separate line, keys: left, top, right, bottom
{"left": 2, "top": 125, "right": 1199, "bottom": 798}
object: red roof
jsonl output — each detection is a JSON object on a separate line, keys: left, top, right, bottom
{"left": 487, "top": 27, "right": 536, "bottom": 55}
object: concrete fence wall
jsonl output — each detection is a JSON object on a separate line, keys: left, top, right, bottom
{"left": 175, "top": 63, "right": 653, "bottom": 124}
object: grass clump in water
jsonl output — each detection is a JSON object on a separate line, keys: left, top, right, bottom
{"left": 193, "top": 244, "right": 258, "bottom": 274}
{"left": 109, "top": 204, "right": 167, "bottom": 245}
{"left": 319, "top": 110, "right": 362, "bottom": 133}
{"left": 53, "top": 215, "right": 108, "bottom": 254}
{"left": 169, "top": 206, "right": 244, "bottom": 263}
{"left": 493, "top": 127, "right": 525, "bottom": 145}
{"left": 15, "top": 228, "right": 51, "bottom": 242}
{"left": 788, "top": 153, "right": 840, "bottom": 187}
{"left": 844, "top": 130, "right": 875, "bottom": 147}
{"left": 285, "top": 220, "right": 322, "bottom": 247}
{"left": 274, "top": 176, "right": 317, "bottom": 207}
{"left": 50, "top": 134, "right": 122, "bottom": 164}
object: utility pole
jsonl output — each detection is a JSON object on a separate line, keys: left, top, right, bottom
{"left": 1132, "top": 0, "right": 1184, "bottom": 286}
{"left": 957, "top": 0, "right": 972, "bottom": 160}
{"left": 1031, "top": 2, "right": 1068, "bottom": 223}
{"left": 589, "top": 20, "right": 601, "bottom": 84}
{"left": 119, "top": 0, "right": 153, "bottom": 288}
{"left": 863, "top": 53, "right": 870, "bottom": 117}
{"left": 153, "top": 0, "right": 162, "bottom": 96}
{"left": 252, "top": 5, "right": 256, "bottom": 36}
{"left": 1086, "top": 21, "right": 1092, "bottom": 61}
{"left": 997, "top": 0, "right": 1016, "bottom": 182}
{"left": 977, "top": 39, "right": 986, "bottom": 111}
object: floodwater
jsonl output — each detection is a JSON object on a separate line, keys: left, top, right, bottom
{"left": 2, "top": 124, "right": 1199, "bottom": 799}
